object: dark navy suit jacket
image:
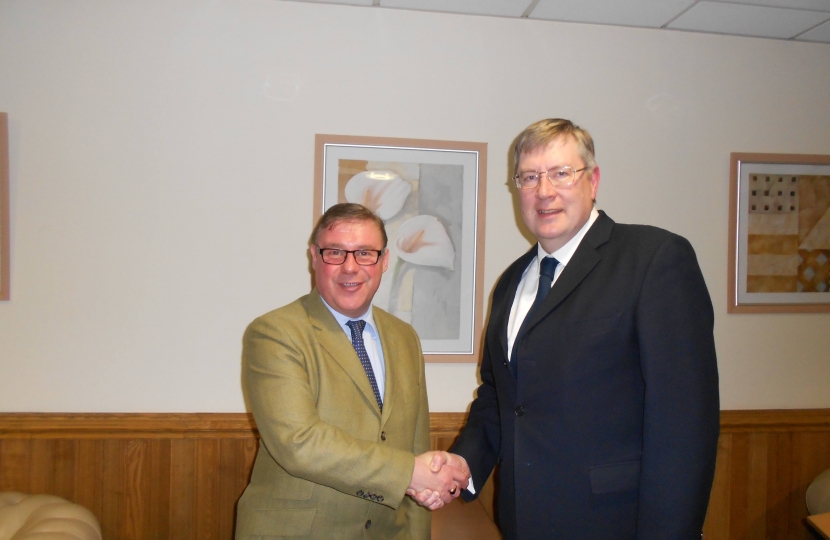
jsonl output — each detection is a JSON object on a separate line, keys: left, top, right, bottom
{"left": 451, "top": 211, "right": 719, "bottom": 540}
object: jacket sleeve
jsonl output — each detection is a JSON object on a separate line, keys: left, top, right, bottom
{"left": 450, "top": 274, "right": 509, "bottom": 500}
{"left": 243, "top": 315, "right": 416, "bottom": 510}
{"left": 452, "top": 339, "right": 502, "bottom": 501}
{"left": 635, "top": 235, "right": 720, "bottom": 539}
{"left": 402, "top": 327, "right": 432, "bottom": 538}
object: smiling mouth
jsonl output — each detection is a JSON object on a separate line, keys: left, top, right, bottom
{"left": 340, "top": 282, "right": 362, "bottom": 288}
{"left": 538, "top": 209, "right": 562, "bottom": 215}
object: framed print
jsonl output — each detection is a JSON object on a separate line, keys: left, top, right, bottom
{"left": 728, "top": 152, "right": 830, "bottom": 313}
{"left": 1, "top": 113, "right": 9, "bottom": 301}
{"left": 314, "top": 134, "right": 487, "bottom": 362}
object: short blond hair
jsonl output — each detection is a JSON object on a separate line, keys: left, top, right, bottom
{"left": 513, "top": 118, "right": 596, "bottom": 175}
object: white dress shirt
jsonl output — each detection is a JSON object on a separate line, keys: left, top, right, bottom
{"left": 507, "top": 207, "right": 600, "bottom": 361}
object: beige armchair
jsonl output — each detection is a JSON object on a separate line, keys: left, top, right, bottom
{"left": 0, "top": 492, "right": 101, "bottom": 540}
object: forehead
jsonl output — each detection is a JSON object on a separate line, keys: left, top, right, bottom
{"left": 518, "top": 136, "right": 580, "bottom": 166}
{"left": 317, "top": 219, "right": 383, "bottom": 246}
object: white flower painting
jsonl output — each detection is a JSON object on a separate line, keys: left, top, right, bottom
{"left": 318, "top": 136, "right": 485, "bottom": 358}
{"left": 343, "top": 171, "right": 411, "bottom": 220}
{"left": 342, "top": 161, "right": 462, "bottom": 339}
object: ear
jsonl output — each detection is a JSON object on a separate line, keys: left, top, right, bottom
{"left": 379, "top": 248, "right": 390, "bottom": 273}
{"left": 589, "top": 165, "right": 601, "bottom": 201}
{"left": 309, "top": 245, "right": 319, "bottom": 269}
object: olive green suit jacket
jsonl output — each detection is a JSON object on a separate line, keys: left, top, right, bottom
{"left": 235, "top": 290, "right": 431, "bottom": 540}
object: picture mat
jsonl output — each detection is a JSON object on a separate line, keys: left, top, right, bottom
{"left": 737, "top": 161, "right": 830, "bottom": 306}
{"left": 320, "top": 142, "right": 482, "bottom": 357}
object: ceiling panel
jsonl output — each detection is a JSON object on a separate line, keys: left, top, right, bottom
{"left": 668, "top": 1, "right": 830, "bottom": 38}
{"left": 798, "top": 18, "right": 830, "bottom": 40}
{"left": 723, "top": 0, "right": 830, "bottom": 11}
{"left": 529, "top": 0, "right": 696, "bottom": 28}
{"left": 282, "top": 0, "right": 830, "bottom": 43}
{"left": 292, "top": 0, "right": 373, "bottom": 5}
{"left": 380, "top": 0, "right": 534, "bottom": 18}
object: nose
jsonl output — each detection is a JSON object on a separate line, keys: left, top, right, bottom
{"left": 535, "top": 175, "right": 558, "bottom": 199}
{"left": 341, "top": 252, "right": 360, "bottom": 272}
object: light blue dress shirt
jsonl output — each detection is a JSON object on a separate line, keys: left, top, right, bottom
{"left": 320, "top": 298, "right": 386, "bottom": 400}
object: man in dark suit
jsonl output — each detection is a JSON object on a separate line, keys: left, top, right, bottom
{"left": 451, "top": 119, "right": 720, "bottom": 540}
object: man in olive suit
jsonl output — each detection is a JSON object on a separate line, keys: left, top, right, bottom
{"left": 236, "top": 203, "right": 469, "bottom": 540}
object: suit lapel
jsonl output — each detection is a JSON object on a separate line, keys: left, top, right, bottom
{"left": 307, "top": 290, "right": 382, "bottom": 418}
{"left": 373, "top": 309, "right": 396, "bottom": 426}
{"left": 524, "top": 211, "right": 615, "bottom": 330}
{"left": 498, "top": 248, "right": 537, "bottom": 361}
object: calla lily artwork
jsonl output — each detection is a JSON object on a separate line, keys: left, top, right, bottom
{"left": 343, "top": 166, "right": 459, "bottom": 332}
{"left": 395, "top": 215, "right": 455, "bottom": 271}
{"left": 344, "top": 171, "right": 412, "bottom": 220}
{"left": 315, "top": 135, "right": 486, "bottom": 360}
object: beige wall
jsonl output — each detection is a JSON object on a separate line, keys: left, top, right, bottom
{"left": 0, "top": 0, "right": 828, "bottom": 412}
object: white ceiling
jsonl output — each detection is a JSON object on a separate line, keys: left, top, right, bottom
{"left": 285, "top": 0, "right": 830, "bottom": 43}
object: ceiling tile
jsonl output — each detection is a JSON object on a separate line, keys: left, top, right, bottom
{"left": 529, "top": 0, "right": 696, "bottom": 28}
{"left": 723, "top": 0, "right": 830, "bottom": 12}
{"left": 380, "top": 0, "right": 534, "bottom": 17}
{"left": 797, "top": 18, "right": 830, "bottom": 40}
{"left": 668, "top": 1, "right": 830, "bottom": 38}
{"left": 289, "top": 0, "right": 373, "bottom": 5}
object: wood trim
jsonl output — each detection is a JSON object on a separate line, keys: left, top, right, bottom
{"left": 3, "top": 409, "right": 828, "bottom": 437}
{"left": 0, "top": 412, "right": 472, "bottom": 438}
{"left": 428, "top": 412, "right": 468, "bottom": 436}
{"left": 720, "top": 409, "right": 830, "bottom": 432}
{"left": 0, "top": 112, "right": 9, "bottom": 301}
{"left": 0, "top": 413, "right": 258, "bottom": 438}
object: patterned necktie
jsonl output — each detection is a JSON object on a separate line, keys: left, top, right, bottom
{"left": 510, "top": 256, "right": 560, "bottom": 379}
{"left": 346, "top": 320, "right": 383, "bottom": 411}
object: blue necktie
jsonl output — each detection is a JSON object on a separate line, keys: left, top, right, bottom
{"left": 510, "top": 256, "right": 559, "bottom": 379}
{"left": 346, "top": 320, "right": 383, "bottom": 411}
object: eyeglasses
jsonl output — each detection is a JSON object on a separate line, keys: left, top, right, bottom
{"left": 316, "top": 247, "right": 385, "bottom": 266}
{"left": 514, "top": 166, "right": 589, "bottom": 190}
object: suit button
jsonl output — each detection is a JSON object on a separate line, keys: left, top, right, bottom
{"left": 380, "top": 431, "right": 387, "bottom": 441}
{"left": 357, "top": 490, "right": 364, "bottom": 497}
{"left": 365, "top": 520, "right": 372, "bottom": 529}
{"left": 370, "top": 494, "right": 377, "bottom": 501}
{"left": 515, "top": 406, "right": 524, "bottom": 416}
{"left": 378, "top": 495, "right": 384, "bottom": 502}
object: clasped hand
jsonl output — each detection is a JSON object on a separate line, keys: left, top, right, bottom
{"left": 406, "top": 451, "right": 470, "bottom": 511}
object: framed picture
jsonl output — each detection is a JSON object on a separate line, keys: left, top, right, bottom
{"left": 0, "top": 113, "right": 9, "bottom": 301}
{"left": 728, "top": 152, "right": 830, "bottom": 313}
{"left": 314, "top": 134, "right": 487, "bottom": 362}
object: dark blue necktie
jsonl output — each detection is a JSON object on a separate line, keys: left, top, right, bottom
{"left": 510, "top": 256, "right": 559, "bottom": 379}
{"left": 346, "top": 320, "right": 383, "bottom": 411}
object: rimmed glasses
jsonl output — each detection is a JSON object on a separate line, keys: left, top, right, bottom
{"left": 514, "top": 165, "right": 589, "bottom": 190}
{"left": 316, "top": 247, "right": 385, "bottom": 266}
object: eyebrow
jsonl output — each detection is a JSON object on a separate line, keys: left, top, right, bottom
{"left": 320, "top": 244, "right": 382, "bottom": 250}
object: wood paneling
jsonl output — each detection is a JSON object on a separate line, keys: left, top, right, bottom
{"left": 1, "top": 410, "right": 828, "bottom": 540}
{"left": 701, "top": 410, "right": 830, "bottom": 540}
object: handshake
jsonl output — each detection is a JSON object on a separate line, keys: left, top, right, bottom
{"left": 406, "top": 451, "right": 471, "bottom": 511}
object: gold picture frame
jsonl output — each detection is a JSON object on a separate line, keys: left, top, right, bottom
{"left": 728, "top": 152, "right": 830, "bottom": 313}
{"left": 0, "top": 113, "right": 9, "bottom": 301}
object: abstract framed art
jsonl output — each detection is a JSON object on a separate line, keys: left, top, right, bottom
{"left": 314, "top": 134, "right": 487, "bottom": 362}
{"left": 0, "top": 113, "right": 9, "bottom": 301}
{"left": 728, "top": 152, "right": 830, "bottom": 313}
